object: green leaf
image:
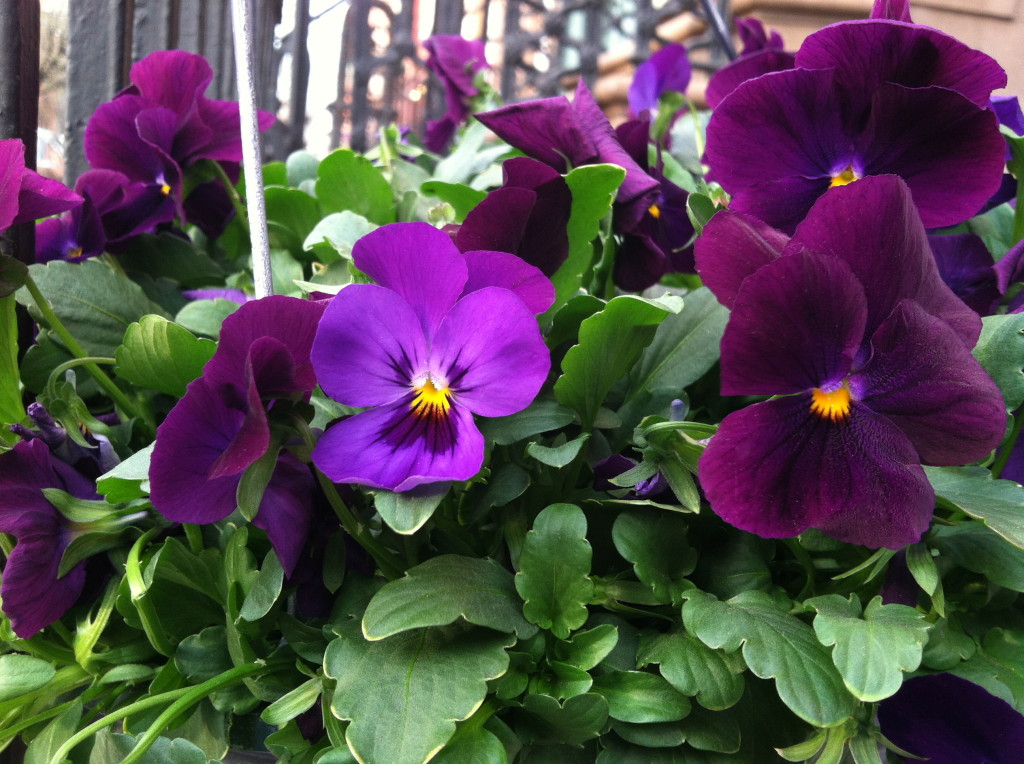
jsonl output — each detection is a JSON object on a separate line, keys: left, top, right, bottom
{"left": 904, "top": 542, "right": 939, "bottom": 596}
{"left": 555, "top": 295, "right": 676, "bottom": 429}
{"left": 545, "top": 164, "right": 625, "bottom": 317}
{"left": 97, "top": 443, "right": 153, "bottom": 502}
{"left": 303, "top": 211, "right": 378, "bottom": 263}
{"left": 0, "top": 654, "right": 56, "bottom": 702}
{"left": 24, "top": 701, "right": 82, "bottom": 764}
{"left": 286, "top": 150, "right": 320, "bottom": 187}
{"left": 535, "top": 660, "right": 594, "bottom": 700}
{"left": 325, "top": 625, "right": 511, "bottom": 764}
{"left": 362, "top": 554, "right": 537, "bottom": 640}
{"left": 973, "top": 312, "right": 1024, "bottom": 409}
{"left": 17, "top": 260, "right": 169, "bottom": 357}
{"left": 0, "top": 296, "right": 24, "bottom": 424}
{"left": 0, "top": 254, "right": 29, "bottom": 297}
{"left": 686, "top": 194, "right": 717, "bottom": 235}
{"left": 174, "top": 298, "right": 240, "bottom": 339}
{"left": 114, "top": 315, "right": 216, "bottom": 397}
{"left": 612, "top": 509, "right": 698, "bottom": 603}
{"left": 555, "top": 624, "right": 618, "bottom": 671}
{"left": 638, "top": 631, "right": 745, "bottom": 710}
{"left": 266, "top": 186, "right": 321, "bottom": 256}
{"left": 420, "top": 181, "right": 487, "bottom": 221}
{"left": 119, "top": 233, "right": 224, "bottom": 288}
{"left": 927, "top": 465, "right": 1024, "bottom": 550}
{"left": 682, "top": 589, "right": 857, "bottom": 726}
{"left": 316, "top": 149, "right": 395, "bottom": 225}
{"left": 515, "top": 504, "right": 594, "bottom": 639}
{"left": 526, "top": 433, "right": 590, "bottom": 468}
{"left": 931, "top": 522, "right": 1024, "bottom": 592}
{"left": 261, "top": 677, "right": 322, "bottom": 726}
{"left": 431, "top": 728, "right": 508, "bottom": 764}
{"left": 477, "top": 399, "right": 576, "bottom": 446}
{"left": 516, "top": 693, "right": 609, "bottom": 746}
{"left": 805, "top": 594, "right": 929, "bottom": 701}
{"left": 239, "top": 549, "right": 285, "bottom": 621}
{"left": 950, "top": 629, "right": 1024, "bottom": 711}
{"left": 374, "top": 487, "right": 446, "bottom": 534}
{"left": 88, "top": 731, "right": 210, "bottom": 764}
{"left": 591, "top": 671, "right": 691, "bottom": 723}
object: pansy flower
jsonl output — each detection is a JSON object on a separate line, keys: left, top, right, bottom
{"left": 423, "top": 35, "right": 489, "bottom": 153}
{"left": 150, "top": 296, "right": 325, "bottom": 576}
{"left": 705, "top": 17, "right": 1006, "bottom": 232}
{"left": 928, "top": 233, "right": 1002, "bottom": 316}
{"left": 705, "top": 18, "right": 794, "bottom": 109}
{"left": 628, "top": 44, "right": 691, "bottom": 117}
{"left": 0, "top": 139, "right": 81, "bottom": 234}
{"left": 311, "top": 222, "right": 551, "bottom": 492}
{"left": 696, "top": 176, "right": 1006, "bottom": 548}
{"left": 0, "top": 439, "right": 99, "bottom": 638}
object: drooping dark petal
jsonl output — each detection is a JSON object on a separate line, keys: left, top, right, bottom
{"left": 431, "top": 287, "right": 550, "bottom": 418}
{"left": 250, "top": 453, "right": 315, "bottom": 578}
{"left": 14, "top": 169, "right": 83, "bottom": 226}
{"left": 877, "top": 673, "right": 1024, "bottom": 764}
{"left": 352, "top": 222, "right": 468, "bottom": 337}
{"left": 783, "top": 175, "right": 982, "bottom": 348}
{"left": 928, "top": 233, "right": 1000, "bottom": 315}
{"left": 193, "top": 98, "right": 275, "bottom": 164}
{"left": 424, "top": 35, "right": 487, "bottom": 111}
{"left": 856, "top": 83, "right": 1005, "bottom": 229}
{"left": 705, "top": 50, "right": 796, "bottom": 109}
{"left": 455, "top": 187, "right": 538, "bottom": 257}
{"left": 460, "top": 250, "right": 555, "bottom": 314}
{"left": 727, "top": 175, "right": 834, "bottom": 236}
{"left": 693, "top": 208, "right": 788, "bottom": 309}
{"left": 736, "top": 17, "right": 785, "bottom": 54}
{"left": 613, "top": 233, "right": 667, "bottom": 292}
{"left": 475, "top": 95, "right": 597, "bottom": 173}
{"left": 852, "top": 300, "right": 1006, "bottom": 466}
{"left": 311, "top": 396, "right": 484, "bottom": 492}
{"left": 994, "top": 238, "right": 1024, "bottom": 304}
{"left": 719, "top": 249, "right": 867, "bottom": 396}
{"left": 879, "top": 551, "right": 918, "bottom": 606}
{"left": 35, "top": 197, "right": 105, "bottom": 263}
{"left": 656, "top": 178, "right": 696, "bottom": 273}
{"left": 700, "top": 396, "right": 934, "bottom": 548}
{"left": 424, "top": 114, "right": 459, "bottom": 154}
{"left": 182, "top": 180, "right": 236, "bottom": 239}
{"left": 311, "top": 284, "right": 426, "bottom": 407}
{"left": 628, "top": 44, "right": 692, "bottom": 116}
{"left": 796, "top": 20, "right": 1006, "bottom": 109}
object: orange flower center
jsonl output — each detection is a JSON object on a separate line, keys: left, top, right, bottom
{"left": 810, "top": 384, "right": 852, "bottom": 422}
{"left": 410, "top": 377, "right": 452, "bottom": 421}
{"left": 648, "top": 203, "right": 662, "bottom": 219}
{"left": 830, "top": 166, "right": 859, "bottom": 188}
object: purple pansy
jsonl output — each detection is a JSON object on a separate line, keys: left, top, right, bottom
{"left": 696, "top": 177, "right": 1006, "bottom": 548}
{"left": 705, "top": 18, "right": 1006, "bottom": 232}
{"left": 995, "top": 238, "right": 1024, "bottom": 314}
{"left": 423, "top": 35, "right": 489, "bottom": 153}
{"left": 149, "top": 296, "right": 325, "bottom": 576}
{"left": 705, "top": 18, "right": 795, "bottom": 109}
{"left": 476, "top": 79, "right": 660, "bottom": 230}
{"left": 453, "top": 157, "right": 571, "bottom": 277}
{"left": 877, "top": 673, "right": 1024, "bottom": 763}
{"left": 0, "top": 139, "right": 81, "bottom": 234}
{"left": 628, "top": 44, "right": 691, "bottom": 117}
{"left": 11, "top": 403, "right": 120, "bottom": 480}
{"left": 311, "top": 223, "right": 551, "bottom": 492}
{"left": 0, "top": 439, "right": 98, "bottom": 638}
{"left": 928, "top": 233, "right": 1002, "bottom": 316}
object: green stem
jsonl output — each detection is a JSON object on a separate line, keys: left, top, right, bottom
{"left": 125, "top": 528, "right": 176, "bottom": 657}
{"left": 992, "top": 408, "right": 1024, "bottom": 479}
{"left": 183, "top": 523, "right": 204, "bottom": 555}
{"left": 210, "top": 160, "right": 250, "bottom": 237}
{"left": 23, "top": 273, "right": 151, "bottom": 432}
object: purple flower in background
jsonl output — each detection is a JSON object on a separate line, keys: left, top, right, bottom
{"left": 11, "top": 403, "right": 120, "bottom": 480}
{"left": 311, "top": 223, "right": 551, "bottom": 492}
{"left": 928, "top": 233, "right": 1001, "bottom": 316}
{"left": 705, "top": 18, "right": 794, "bottom": 109}
{"left": 877, "top": 673, "right": 1024, "bottom": 763}
{"left": 0, "top": 139, "right": 81, "bottom": 234}
{"left": 870, "top": 0, "right": 912, "bottom": 21}
{"left": 423, "top": 35, "right": 489, "bottom": 153}
{"left": 696, "top": 177, "right": 1006, "bottom": 548}
{"left": 0, "top": 440, "right": 98, "bottom": 638}
{"left": 628, "top": 44, "right": 691, "bottom": 116}
{"left": 705, "top": 19, "right": 1007, "bottom": 232}
{"left": 995, "top": 238, "right": 1024, "bottom": 314}
{"left": 150, "top": 296, "right": 325, "bottom": 576}
{"left": 453, "top": 157, "right": 571, "bottom": 277}
{"left": 476, "top": 79, "right": 659, "bottom": 230}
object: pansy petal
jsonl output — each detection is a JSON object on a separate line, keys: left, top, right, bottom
{"left": 252, "top": 453, "right": 315, "bottom": 578}
{"left": 700, "top": 396, "right": 934, "bottom": 548}
{"left": 720, "top": 249, "right": 867, "bottom": 395}
{"left": 431, "top": 287, "right": 550, "bottom": 417}
{"left": 476, "top": 96, "right": 597, "bottom": 173}
{"left": 194, "top": 99, "right": 274, "bottom": 163}
{"left": 461, "top": 250, "right": 555, "bottom": 314}
{"left": 728, "top": 176, "right": 834, "bottom": 235}
{"left": 614, "top": 233, "right": 667, "bottom": 292}
{"left": 312, "top": 284, "right": 425, "bottom": 407}
{"left": 14, "top": 170, "right": 82, "bottom": 226}
{"left": 130, "top": 50, "right": 213, "bottom": 121}
{"left": 85, "top": 96, "right": 176, "bottom": 182}
{"left": 705, "top": 50, "right": 796, "bottom": 109}
{"left": 629, "top": 44, "right": 692, "bottom": 115}
{"left": 995, "top": 238, "right": 1024, "bottom": 296}
{"left": 0, "top": 139, "right": 26, "bottom": 230}
{"left": 853, "top": 301, "right": 1006, "bottom": 466}
{"left": 1, "top": 536, "right": 86, "bottom": 638}
{"left": 928, "top": 233, "right": 1000, "bottom": 315}
{"left": 352, "top": 222, "right": 468, "bottom": 336}
{"left": 312, "top": 397, "right": 484, "bottom": 492}
{"left": 694, "top": 208, "right": 788, "bottom": 308}
{"left": 455, "top": 186, "right": 536, "bottom": 256}
{"left": 870, "top": 0, "right": 912, "bottom": 21}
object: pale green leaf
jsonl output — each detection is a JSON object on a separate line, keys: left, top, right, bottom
{"left": 115, "top": 315, "right": 216, "bottom": 397}
{"left": 638, "top": 631, "right": 745, "bottom": 710}
{"left": 927, "top": 465, "right": 1024, "bottom": 551}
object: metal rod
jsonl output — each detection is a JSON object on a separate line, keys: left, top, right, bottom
{"left": 230, "top": 0, "right": 273, "bottom": 298}
{"left": 699, "top": 0, "right": 737, "bottom": 61}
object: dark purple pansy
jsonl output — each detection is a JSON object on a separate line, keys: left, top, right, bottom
{"left": 696, "top": 177, "right": 1006, "bottom": 548}
{"left": 628, "top": 44, "right": 691, "bottom": 117}
{"left": 593, "top": 454, "right": 670, "bottom": 500}
{"left": 0, "top": 439, "right": 98, "bottom": 638}
{"left": 995, "top": 238, "right": 1024, "bottom": 314}
{"left": 928, "top": 233, "right": 1001, "bottom": 316}
{"left": 11, "top": 402, "right": 120, "bottom": 480}
{"left": 150, "top": 295, "right": 325, "bottom": 576}
{"left": 877, "top": 673, "right": 1024, "bottom": 763}
{"left": 311, "top": 222, "right": 551, "bottom": 492}
{"left": 453, "top": 157, "right": 571, "bottom": 277}
{"left": 0, "top": 139, "right": 82, "bottom": 234}
{"left": 705, "top": 18, "right": 795, "bottom": 109}
{"left": 422, "top": 35, "right": 488, "bottom": 153}
{"left": 476, "top": 79, "right": 660, "bottom": 230}
{"left": 705, "top": 19, "right": 1006, "bottom": 232}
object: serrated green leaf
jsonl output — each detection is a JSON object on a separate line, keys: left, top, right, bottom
{"left": 98, "top": 664, "right": 155, "bottom": 685}
{"left": 638, "top": 631, "right": 745, "bottom": 710}
{"left": 477, "top": 399, "right": 576, "bottom": 446}
{"left": 303, "top": 210, "right": 378, "bottom": 263}
{"left": 555, "top": 296, "right": 675, "bottom": 429}
{"left": 515, "top": 693, "right": 609, "bottom": 746}
{"left": 612, "top": 509, "right": 698, "bottom": 603}
{"left": 316, "top": 149, "right": 395, "bottom": 225}
{"left": 114, "top": 315, "right": 216, "bottom": 397}
{"left": 973, "top": 312, "right": 1024, "bottom": 409}
{"left": 931, "top": 522, "right": 1024, "bottom": 592}
{"left": 927, "top": 465, "right": 1024, "bottom": 550}
{"left": 374, "top": 487, "right": 446, "bottom": 534}
{"left": 0, "top": 654, "right": 56, "bottom": 702}
{"left": 362, "top": 555, "right": 536, "bottom": 640}
{"left": 805, "top": 594, "right": 928, "bottom": 701}
{"left": 526, "top": 433, "right": 590, "bottom": 468}
{"left": 325, "top": 625, "right": 511, "bottom": 764}
{"left": 266, "top": 186, "right": 321, "bottom": 257}
{"left": 591, "top": 671, "right": 691, "bottom": 723}
{"left": 683, "top": 589, "right": 857, "bottom": 726}
{"left": 515, "top": 504, "right": 594, "bottom": 639}
{"left": 535, "top": 660, "right": 594, "bottom": 699}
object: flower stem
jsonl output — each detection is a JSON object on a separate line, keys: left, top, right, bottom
{"left": 992, "top": 407, "right": 1023, "bottom": 479}
{"left": 210, "top": 160, "right": 250, "bottom": 237}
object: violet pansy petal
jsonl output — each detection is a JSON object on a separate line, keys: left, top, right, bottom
{"left": 476, "top": 96, "right": 596, "bottom": 173}
{"left": 461, "top": 250, "right": 555, "bottom": 315}
{"left": 312, "top": 397, "right": 485, "bottom": 492}
{"left": 85, "top": 97, "right": 176, "bottom": 182}
{"left": 796, "top": 20, "right": 1006, "bottom": 109}
{"left": 251, "top": 453, "right": 315, "bottom": 578}
{"left": 455, "top": 187, "right": 536, "bottom": 256}
{"left": 130, "top": 50, "right": 212, "bottom": 123}
{"left": 311, "top": 284, "right": 426, "bottom": 407}
{"left": 705, "top": 50, "right": 796, "bottom": 110}
{"left": 194, "top": 99, "right": 275, "bottom": 163}
{"left": 14, "top": 171, "right": 83, "bottom": 226}
{"left": 870, "top": 0, "right": 912, "bottom": 21}
{"left": 352, "top": 222, "right": 469, "bottom": 336}
{"left": 424, "top": 35, "right": 487, "bottom": 101}
{"left": 720, "top": 250, "right": 867, "bottom": 396}
{"left": 693, "top": 208, "right": 788, "bottom": 309}
{"left": 424, "top": 115, "right": 459, "bottom": 154}
{"left": 992, "top": 94, "right": 1024, "bottom": 136}
{"left": 877, "top": 673, "right": 1024, "bottom": 764}
{"left": 628, "top": 44, "right": 692, "bottom": 115}
{"left": 613, "top": 234, "right": 667, "bottom": 293}
{"left": 928, "top": 233, "right": 1000, "bottom": 315}
{"left": 994, "top": 238, "right": 1024, "bottom": 296}
{"left": 853, "top": 301, "right": 1006, "bottom": 466}
{"left": 727, "top": 176, "right": 834, "bottom": 236}
{"left": 1, "top": 534, "right": 87, "bottom": 639}
{"left": 432, "top": 287, "right": 550, "bottom": 418}
{"left": 0, "top": 139, "right": 26, "bottom": 230}
{"left": 206, "top": 349, "right": 275, "bottom": 480}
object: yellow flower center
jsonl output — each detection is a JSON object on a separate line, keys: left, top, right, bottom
{"left": 648, "top": 203, "right": 662, "bottom": 219}
{"left": 410, "top": 377, "right": 452, "bottom": 421}
{"left": 160, "top": 182, "right": 172, "bottom": 195}
{"left": 810, "top": 384, "right": 852, "bottom": 422}
{"left": 830, "top": 166, "right": 859, "bottom": 188}
{"left": 68, "top": 247, "right": 84, "bottom": 259}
